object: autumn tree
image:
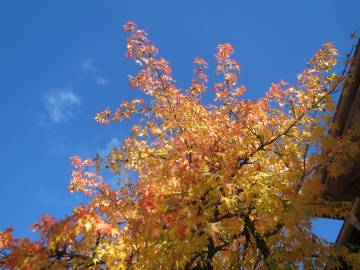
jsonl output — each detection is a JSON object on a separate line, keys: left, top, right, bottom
{"left": 1, "top": 22, "right": 359, "bottom": 269}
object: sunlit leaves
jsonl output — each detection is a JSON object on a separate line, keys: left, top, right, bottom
{"left": 1, "top": 22, "right": 360, "bottom": 270}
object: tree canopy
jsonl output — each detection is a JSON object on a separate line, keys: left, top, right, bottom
{"left": 1, "top": 22, "right": 359, "bottom": 269}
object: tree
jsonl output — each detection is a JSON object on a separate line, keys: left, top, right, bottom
{"left": 1, "top": 22, "right": 359, "bottom": 270}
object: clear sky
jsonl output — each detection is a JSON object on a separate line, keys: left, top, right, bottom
{"left": 1, "top": 0, "right": 358, "bottom": 242}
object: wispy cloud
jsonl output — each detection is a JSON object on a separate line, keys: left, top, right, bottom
{"left": 42, "top": 88, "right": 80, "bottom": 124}
{"left": 81, "top": 57, "right": 97, "bottom": 73}
{"left": 81, "top": 57, "right": 110, "bottom": 86}
{"left": 98, "top": 137, "right": 120, "bottom": 158}
{"left": 97, "top": 138, "right": 123, "bottom": 187}
{"left": 96, "top": 76, "right": 110, "bottom": 86}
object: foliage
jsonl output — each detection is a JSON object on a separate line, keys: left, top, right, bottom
{"left": 1, "top": 22, "right": 360, "bottom": 269}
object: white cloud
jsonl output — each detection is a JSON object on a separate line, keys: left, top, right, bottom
{"left": 98, "top": 137, "right": 120, "bottom": 158}
{"left": 43, "top": 88, "right": 80, "bottom": 124}
{"left": 96, "top": 76, "right": 110, "bottom": 86}
{"left": 81, "top": 58, "right": 96, "bottom": 73}
{"left": 81, "top": 57, "right": 110, "bottom": 86}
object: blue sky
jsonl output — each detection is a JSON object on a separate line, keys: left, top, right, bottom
{"left": 1, "top": 0, "right": 358, "bottom": 242}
